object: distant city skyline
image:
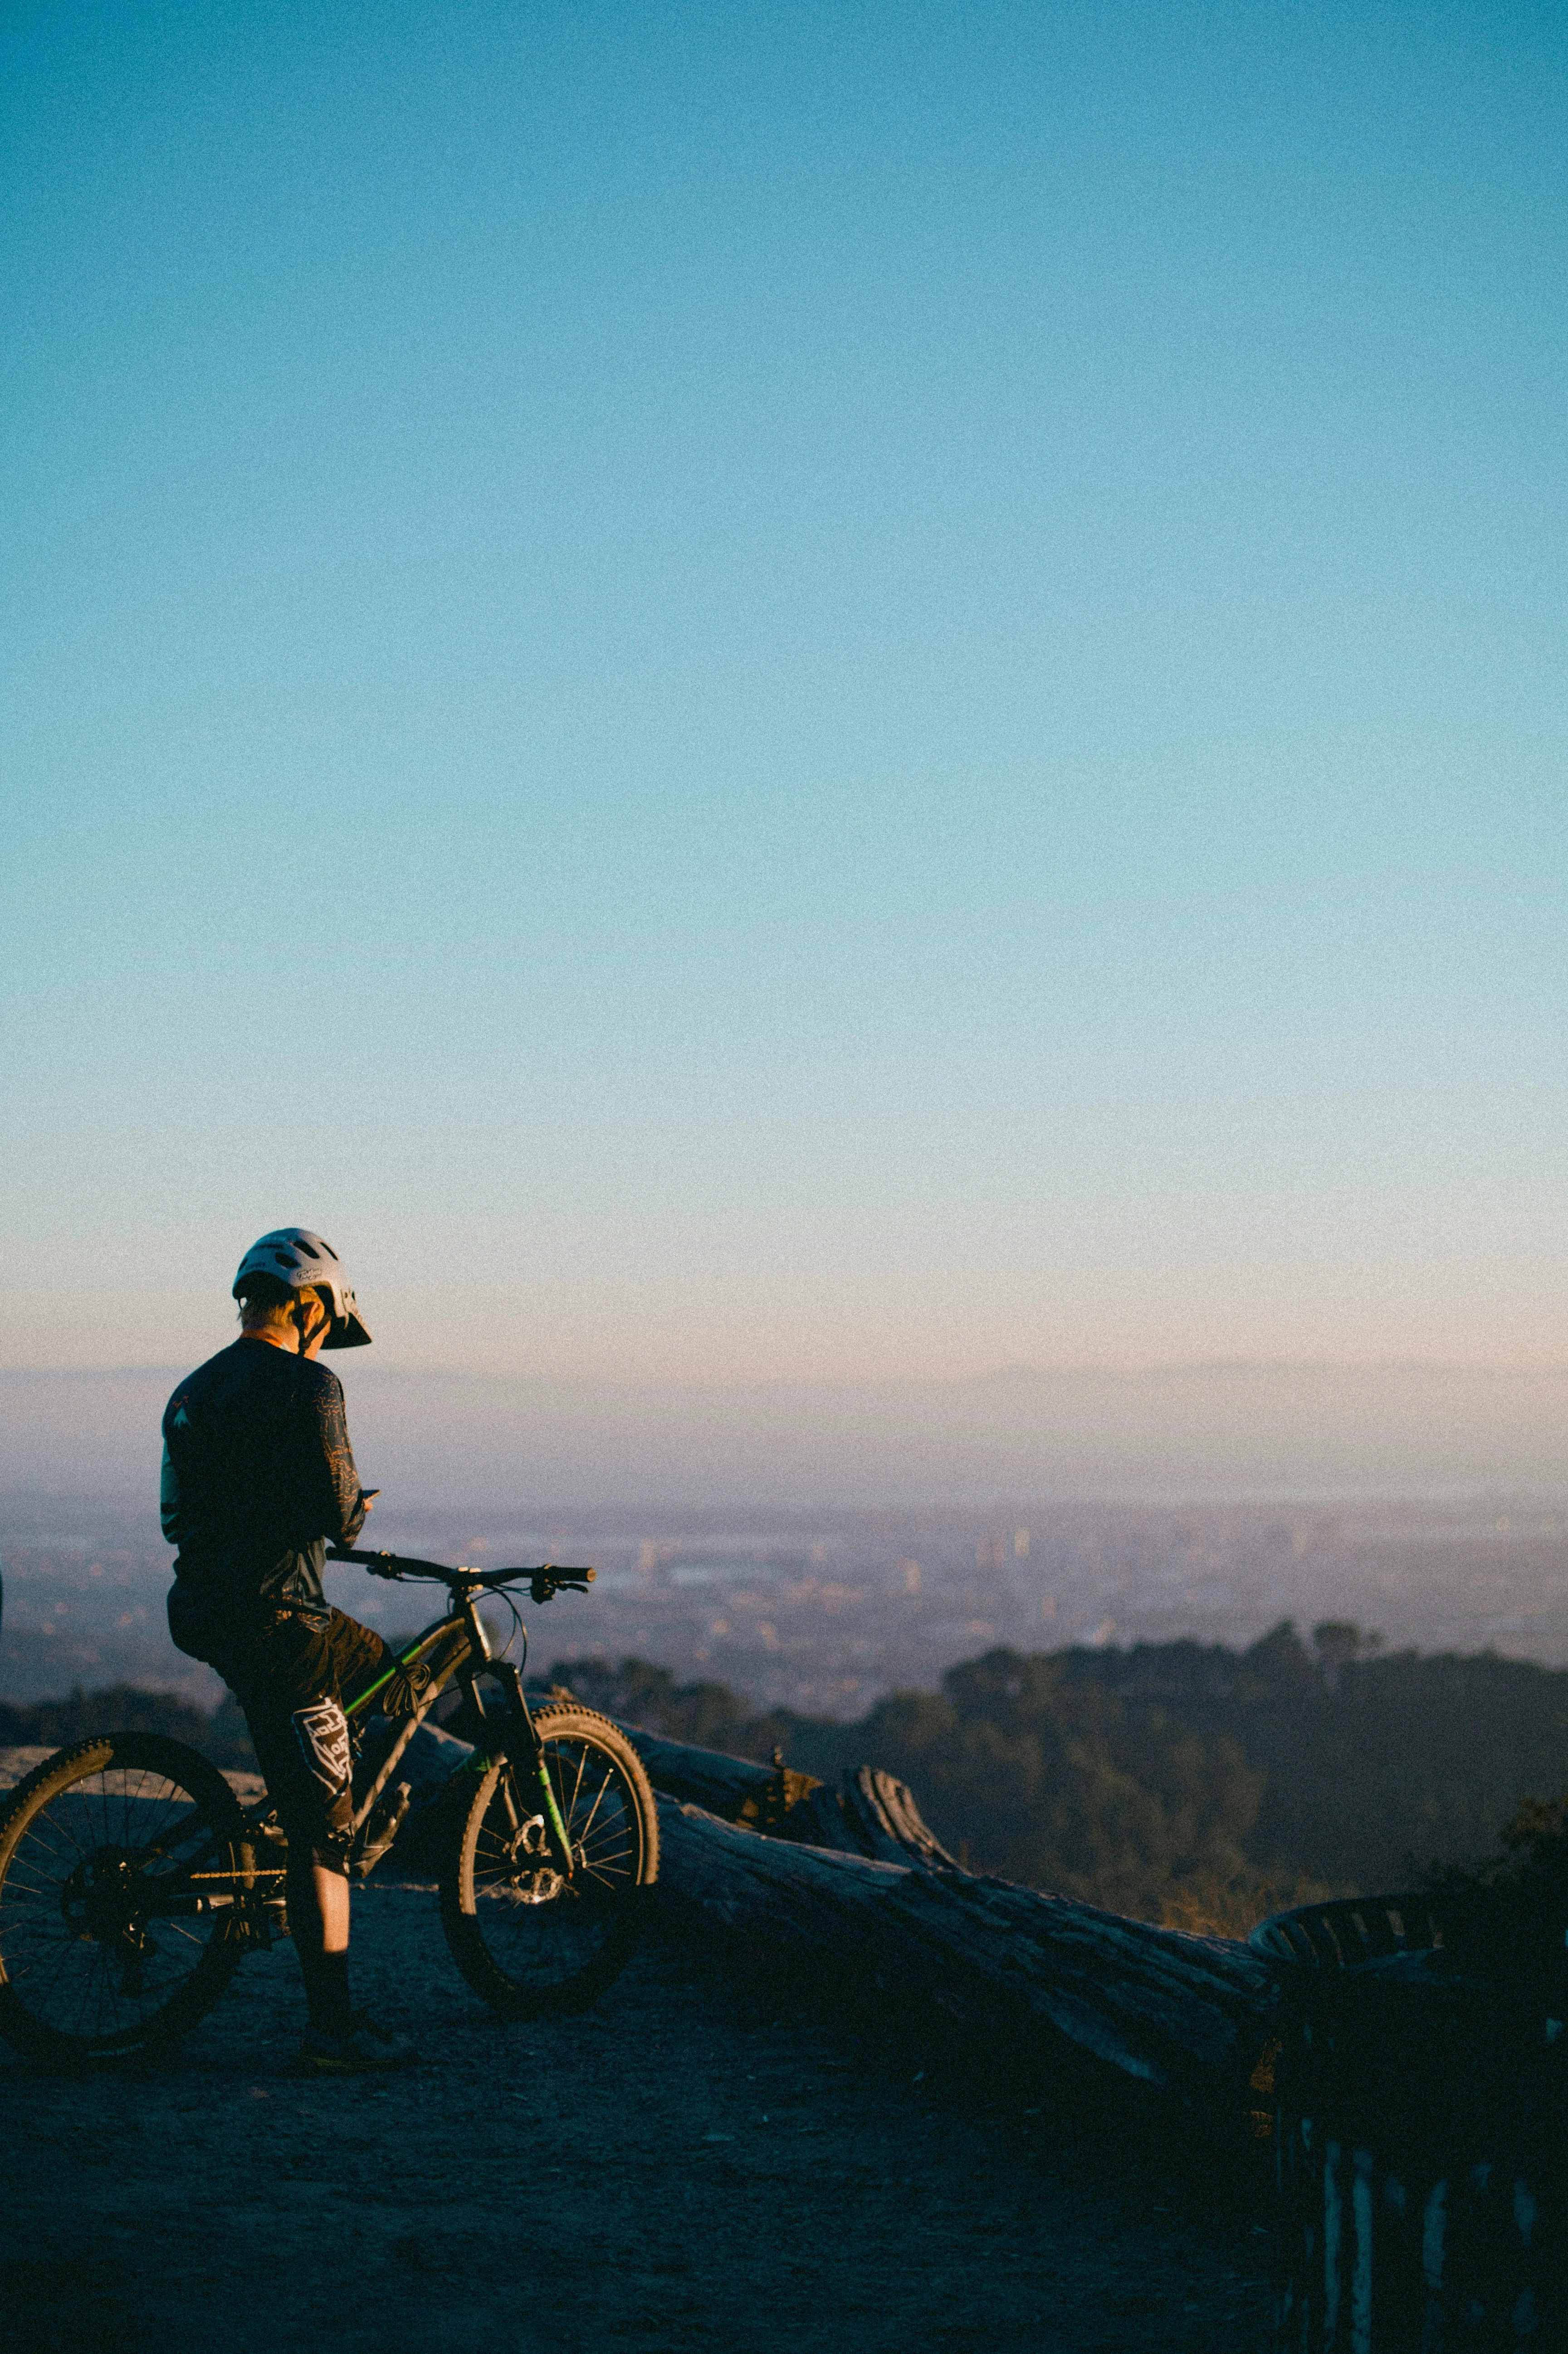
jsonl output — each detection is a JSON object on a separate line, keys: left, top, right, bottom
{"left": 8, "top": 1482, "right": 1568, "bottom": 1709}
{"left": 4, "top": 3, "right": 1565, "bottom": 1382}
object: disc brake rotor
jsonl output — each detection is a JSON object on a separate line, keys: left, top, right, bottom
{"left": 493, "top": 1814, "right": 561, "bottom": 1904}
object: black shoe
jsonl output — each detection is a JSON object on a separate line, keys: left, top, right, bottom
{"left": 300, "top": 2012, "right": 417, "bottom": 2072}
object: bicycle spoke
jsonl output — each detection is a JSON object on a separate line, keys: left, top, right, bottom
{"left": 29, "top": 1800, "right": 88, "bottom": 1868}
{"left": 468, "top": 1745, "right": 636, "bottom": 1966}
{"left": 0, "top": 1753, "right": 245, "bottom": 2055}
{"left": 573, "top": 1765, "right": 613, "bottom": 1849}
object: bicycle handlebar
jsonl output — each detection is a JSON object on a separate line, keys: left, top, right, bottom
{"left": 326, "top": 1546, "right": 596, "bottom": 1603}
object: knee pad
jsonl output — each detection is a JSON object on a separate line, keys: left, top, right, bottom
{"left": 291, "top": 1698, "right": 352, "bottom": 1811}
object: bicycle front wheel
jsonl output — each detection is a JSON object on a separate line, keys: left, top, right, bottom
{"left": 439, "top": 1704, "right": 659, "bottom": 2017}
{"left": 0, "top": 1733, "right": 251, "bottom": 2064}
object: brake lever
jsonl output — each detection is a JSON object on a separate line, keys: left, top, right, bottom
{"left": 528, "top": 1568, "right": 595, "bottom": 1604}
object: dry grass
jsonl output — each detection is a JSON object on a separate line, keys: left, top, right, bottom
{"left": 1154, "top": 1870, "right": 1343, "bottom": 1940}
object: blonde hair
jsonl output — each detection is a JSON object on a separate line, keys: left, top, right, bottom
{"left": 237, "top": 1276, "right": 327, "bottom": 1331}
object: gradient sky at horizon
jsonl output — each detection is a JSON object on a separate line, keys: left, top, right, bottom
{"left": 4, "top": 1, "right": 1566, "bottom": 1380}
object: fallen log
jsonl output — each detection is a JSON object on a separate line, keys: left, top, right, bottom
{"left": 651, "top": 1795, "right": 1276, "bottom": 2111}
{"left": 614, "top": 1724, "right": 1279, "bottom": 2117}
{"left": 612, "top": 1725, "right": 960, "bottom": 1869}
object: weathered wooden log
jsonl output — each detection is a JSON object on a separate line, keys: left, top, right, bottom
{"left": 615, "top": 1723, "right": 1279, "bottom": 2114}
{"left": 651, "top": 1793, "right": 1276, "bottom": 2109}
{"left": 611, "top": 1725, "right": 960, "bottom": 1870}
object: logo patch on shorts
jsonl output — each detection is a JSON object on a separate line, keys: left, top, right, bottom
{"left": 292, "top": 1700, "right": 352, "bottom": 1802}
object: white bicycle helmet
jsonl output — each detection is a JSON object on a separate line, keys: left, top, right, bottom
{"left": 232, "top": 1228, "right": 372, "bottom": 1348}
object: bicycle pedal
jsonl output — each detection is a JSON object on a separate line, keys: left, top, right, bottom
{"left": 239, "top": 1895, "right": 290, "bottom": 1949}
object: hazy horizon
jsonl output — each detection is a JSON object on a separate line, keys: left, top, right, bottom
{"left": 6, "top": 1358, "right": 1565, "bottom": 1513}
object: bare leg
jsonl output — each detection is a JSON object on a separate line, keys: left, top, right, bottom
{"left": 287, "top": 1847, "right": 353, "bottom": 2031}
{"left": 312, "top": 1860, "right": 350, "bottom": 1953}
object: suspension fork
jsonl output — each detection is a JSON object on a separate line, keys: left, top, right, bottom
{"left": 457, "top": 1588, "right": 575, "bottom": 1878}
{"left": 493, "top": 1661, "right": 576, "bottom": 1877}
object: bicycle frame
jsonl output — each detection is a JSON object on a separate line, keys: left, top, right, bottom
{"left": 339, "top": 1579, "right": 577, "bottom": 1875}
{"left": 127, "top": 1559, "right": 596, "bottom": 1941}
{"left": 0, "top": 1551, "right": 665, "bottom": 2064}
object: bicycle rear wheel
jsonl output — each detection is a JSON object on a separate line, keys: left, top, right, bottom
{"left": 0, "top": 1733, "right": 251, "bottom": 2063}
{"left": 439, "top": 1703, "right": 659, "bottom": 2017}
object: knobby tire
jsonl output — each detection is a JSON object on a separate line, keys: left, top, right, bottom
{"left": 439, "top": 1704, "right": 659, "bottom": 2017}
{"left": 0, "top": 1733, "right": 252, "bottom": 2065}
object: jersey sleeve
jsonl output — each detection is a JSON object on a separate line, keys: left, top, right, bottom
{"left": 302, "top": 1370, "right": 369, "bottom": 1546}
{"left": 160, "top": 1387, "right": 193, "bottom": 1546}
{"left": 159, "top": 1438, "right": 184, "bottom": 1546}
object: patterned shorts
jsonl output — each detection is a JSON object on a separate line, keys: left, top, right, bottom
{"left": 210, "top": 1608, "right": 391, "bottom": 1872}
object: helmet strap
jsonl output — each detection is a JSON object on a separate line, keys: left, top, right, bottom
{"left": 294, "top": 1297, "right": 312, "bottom": 1357}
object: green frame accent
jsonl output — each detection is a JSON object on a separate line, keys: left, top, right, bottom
{"left": 346, "top": 1618, "right": 462, "bottom": 1718}
{"left": 531, "top": 1757, "right": 575, "bottom": 1864}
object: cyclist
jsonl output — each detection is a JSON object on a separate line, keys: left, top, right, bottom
{"left": 161, "top": 1228, "right": 416, "bottom": 2071}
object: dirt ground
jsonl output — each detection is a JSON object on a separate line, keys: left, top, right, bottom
{"left": 0, "top": 1861, "right": 1272, "bottom": 2354}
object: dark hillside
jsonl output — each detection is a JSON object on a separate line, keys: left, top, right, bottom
{"left": 1058, "top": 1624, "right": 1568, "bottom": 1889}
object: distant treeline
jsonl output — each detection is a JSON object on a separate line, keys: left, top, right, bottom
{"left": 0, "top": 1685, "right": 256, "bottom": 1767}
{"left": 8, "top": 1625, "right": 1568, "bottom": 1925}
{"left": 548, "top": 1626, "right": 1568, "bottom": 1922}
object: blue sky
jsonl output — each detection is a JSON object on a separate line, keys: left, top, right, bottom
{"left": 3, "top": 1, "right": 1565, "bottom": 1378}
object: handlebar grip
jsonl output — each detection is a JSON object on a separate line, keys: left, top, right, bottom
{"left": 327, "top": 1547, "right": 404, "bottom": 1579}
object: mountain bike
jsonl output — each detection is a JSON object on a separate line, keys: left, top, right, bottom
{"left": 0, "top": 1549, "right": 659, "bottom": 2065}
